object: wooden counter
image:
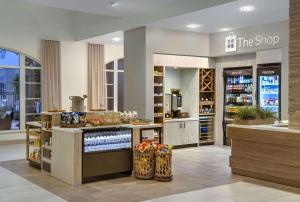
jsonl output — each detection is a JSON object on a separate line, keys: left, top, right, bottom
{"left": 228, "top": 124, "right": 300, "bottom": 188}
{"left": 51, "top": 124, "right": 162, "bottom": 186}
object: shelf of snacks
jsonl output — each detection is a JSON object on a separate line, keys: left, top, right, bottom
{"left": 26, "top": 122, "right": 42, "bottom": 169}
{"left": 39, "top": 112, "right": 61, "bottom": 172}
{"left": 28, "top": 128, "right": 41, "bottom": 137}
{"left": 199, "top": 68, "right": 215, "bottom": 145}
{"left": 154, "top": 66, "right": 164, "bottom": 126}
{"left": 85, "top": 112, "right": 122, "bottom": 126}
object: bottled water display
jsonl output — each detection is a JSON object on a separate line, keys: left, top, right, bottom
{"left": 84, "top": 129, "right": 132, "bottom": 153}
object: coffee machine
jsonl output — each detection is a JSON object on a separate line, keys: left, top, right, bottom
{"left": 171, "top": 89, "right": 182, "bottom": 118}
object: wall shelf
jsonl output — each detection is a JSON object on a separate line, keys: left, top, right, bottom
{"left": 199, "top": 68, "right": 215, "bottom": 145}
{"left": 153, "top": 66, "right": 165, "bottom": 126}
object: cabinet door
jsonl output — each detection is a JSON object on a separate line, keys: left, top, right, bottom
{"left": 182, "top": 122, "right": 189, "bottom": 145}
{"left": 164, "top": 122, "right": 182, "bottom": 146}
{"left": 183, "top": 121, "right": 199, "bottom": 144}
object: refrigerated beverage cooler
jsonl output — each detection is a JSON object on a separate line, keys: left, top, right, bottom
{"left": 82, "top": 127, "right": 133, "bottom": 183}
{"left": 257, "top": 64, "right": 281, "bottom": 119}
{"left": 223, "top": 67, "right": 253, "bottom": 145}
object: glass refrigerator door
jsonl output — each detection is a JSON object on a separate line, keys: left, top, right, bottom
{"left": 259, "top": 75, "right": 280, "bottom": 117}
{"left": 225, "top": 75, "right": 253, "bottom": 118}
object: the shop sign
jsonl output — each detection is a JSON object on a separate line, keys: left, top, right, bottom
{"left": 225, "top": 32, "right": 280, "bottom": 53}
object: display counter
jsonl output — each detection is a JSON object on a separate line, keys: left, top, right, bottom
{"left": 228, "top": 124, "right": 300, "bottom": 188}
{"left": 51, "top": 124, "right": 161, "bottom": 186}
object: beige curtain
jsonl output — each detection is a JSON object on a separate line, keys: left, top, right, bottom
{"left": 41, "top": 40, "right": 61, "bottom": 111}
{"left": 87, "top": 44, "right": 106, "bottom": 110}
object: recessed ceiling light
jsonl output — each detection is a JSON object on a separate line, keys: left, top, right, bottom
{"left": 186, "top": 24, "right": 201, "bottom": 29}
{"left": 112, "top": 37, "right": 121, "bottom": 42}
{"left": 220, "top": 28, "right": 232, "bottom": 32}
{"left": 239, "top": 5, "right": 255, "bottom": 12}
{"left": 110, "top": 1, "right": 119, "bottom": 7}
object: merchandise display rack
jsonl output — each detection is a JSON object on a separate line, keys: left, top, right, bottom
{"left": 153, "top": 66, "right": 164, "bottom": 123}
{"left": 199, "top": 68, "right": 215, "bottom": 145}
{"left": 153, "top": 66, "right": 164, "bottom": 143}
{"left": 26, "top": 122, "right": 42, "bottom": 169}
{"left": 40, "top": 112, "right": 61, "bottom": 173}
{"left": 26, "top": 112, "right": 61, "bottom": 173}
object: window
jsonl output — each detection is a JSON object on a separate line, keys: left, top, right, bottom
{"left": 0, "top": 68, "right": 20, "bottom": 130}
{"left": 25, "top": 56, "right": 42, "bottom": 123}
{"left": 0, "top": 49, "right": 20, "bottom": 66}
{"left": 105, "top": 58, "right": 124, "bottom": 111}
{"left": 0, "top": 49, "right": 41, "bottom": 131}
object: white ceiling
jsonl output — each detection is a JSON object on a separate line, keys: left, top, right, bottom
{"left": 85, "top": 31, "right": 124, "bottom": 45}
{"left": 148, "top": 0, "right": 289, "bottom": 33}
{"left": 18, "top": 0, "right": 179, "bottom": 17}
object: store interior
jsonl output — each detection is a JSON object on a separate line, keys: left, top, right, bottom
{"left": 1, "top": 0, "right": 300, "bottom": 201}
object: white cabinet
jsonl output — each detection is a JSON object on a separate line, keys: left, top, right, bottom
{"left": 164, "top": 120, "right": 199, "bottom": 146}
{"left": 183, "top": 121, "right": 199, "bottom": 144}
{"left": 165, "top": 121, "right": 181, "bottom": 146}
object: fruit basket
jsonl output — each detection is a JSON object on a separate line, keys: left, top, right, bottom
{"left": 133, "top": 142, "right": 156, "bottom": 180}
{"left": 155, "top": 144, "right": 173, "bottom": 182}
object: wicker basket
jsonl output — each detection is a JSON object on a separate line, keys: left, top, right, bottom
{"left": 154, "top": 151, "right": 173, "bottom": 182}
{"left": 133, "top": 148, "right": 155, "bottom": 180}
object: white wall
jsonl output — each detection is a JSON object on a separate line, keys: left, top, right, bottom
{"left": 0, "top": 34, "right": 41, "bottom": 62}
{"left": 124, "top": 28, "right": 147, "bottom": 117}
{"left": 147, "top": 27, "right": 210, "bottom": 57}
{"left": 0, "top": 30, "right": 124, "bottom": 112}
{"left": 104, "top": 45, "right": 124, "bottom": 64}
{"left": 60, "top": 43, "right": 124, "bottom": 111}
{"left": 0, "top": 0, "right": 75, "bottom": 42}
{"left": 124, "top": 27, "right": 210, "bottom": 119}
{"left": 60, "top": 41, "right": 88, "bottom": 111}
{"left": 165, "top": 68, "right": 181, "bottom": 94}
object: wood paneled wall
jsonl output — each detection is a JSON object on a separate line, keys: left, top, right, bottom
{"left": 289, "top": 0, "right": 300, "bottom": 129}
{"left": 229, "top": 126, "right": 300, "bottom": 188}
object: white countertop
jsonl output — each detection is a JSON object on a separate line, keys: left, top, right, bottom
{"left": 164, "top": 117, "right": 198, "bottom": 123}
{"left": 52, "top": 123, "right": 162, "bottom": 134}
{"left": 228, "top": 124, "right": 300, "bottom": 134}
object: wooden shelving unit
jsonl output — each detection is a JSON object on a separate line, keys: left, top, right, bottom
{"left": 199, "top": 68, "right": 215, "bottom": 145}
{"left": 199, "top": 69, "right": 215, "bottom": 114}
{"left": 26, "top": 122, "right": 42, "bottom": 169}
{"left": 153, "top": 66, "right": 164, "bottom": 143}
{"left": 153, "top": 66, "right": 164, "bottom": 125}
{"left": 40, "top": 112, "right": 61, "bottom": 173}
{"left": 26, "top": 112, "right": 61, "bottom": 172}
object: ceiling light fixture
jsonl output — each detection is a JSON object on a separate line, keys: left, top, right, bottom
{"left": 110, "top": 1, "right": 119, "bottom": 7}
{"left": 239, "top": 5, "right": 255, "bottom": 12}
{"left": 220, "top": 28, "right": 232, "bottom": 32}
{"left": 112, "top": 37, "right": 121, "bottom": 42}
{"left": 186, "top": 24, "right": 201, "bottom": 29}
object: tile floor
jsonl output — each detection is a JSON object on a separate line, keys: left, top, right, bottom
{"left": 0, "top": 144, "right": 25, "bottom": 162}
{"left": 0, "top": 145, "right": 299, "bottom": 202}
{"left": 0, "top": 166, "right": 66, "bottom": 202}
{"left": 145, "top": 182, "right": 300, "bottom": 202}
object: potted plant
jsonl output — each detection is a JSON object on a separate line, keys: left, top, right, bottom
{"left": 234, "top": 107, "right": 276, "bottom": 125}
